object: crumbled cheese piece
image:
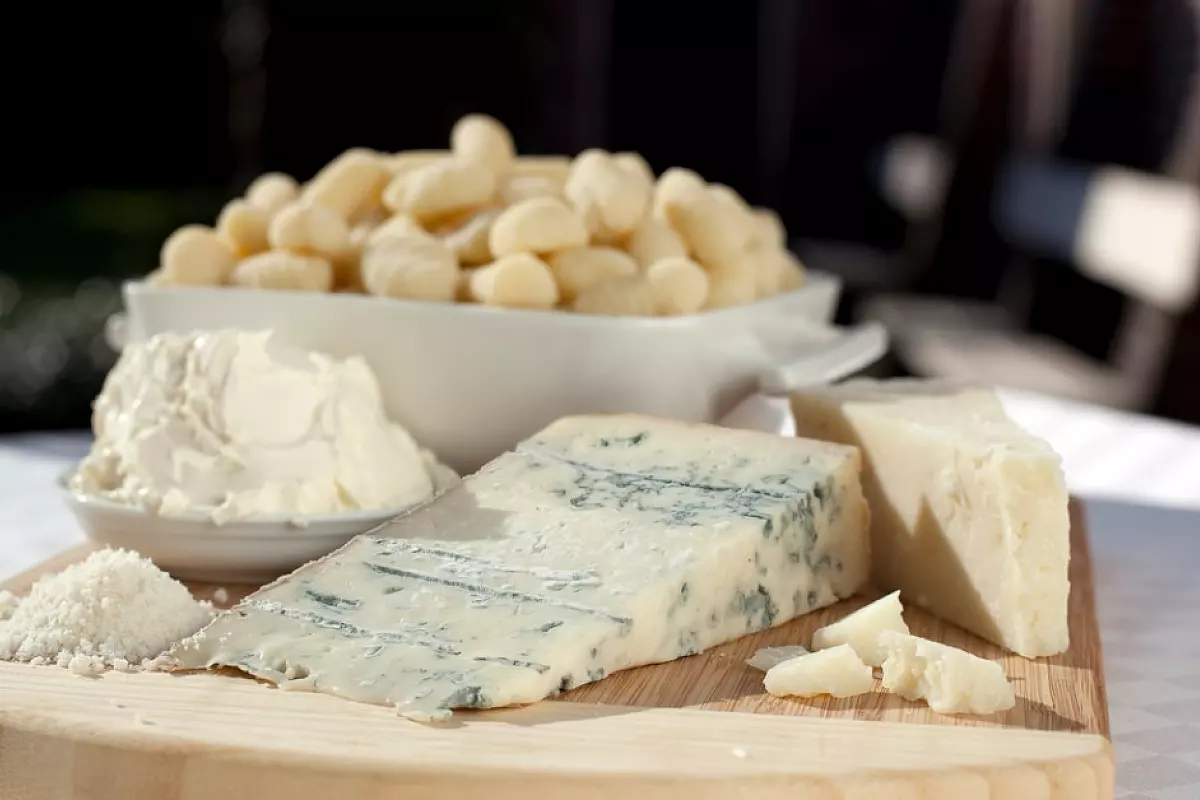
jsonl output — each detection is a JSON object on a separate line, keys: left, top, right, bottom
{"left": 762, "top": 644, "right": 875, "bottom": 699}
{"left": 877, "top": 631, "right": 1016, "bottom": 715}
{"left": 0, "top": 549, "right": 214, "bottom": 673}
{"left": 746, "top": 645, "right": 810, "bottom": 671}
{"left": 212, "top": 587, "right": 229, "bottom": 604}
{"left": 811, "top": 590, "right": 909, "bottom": 667}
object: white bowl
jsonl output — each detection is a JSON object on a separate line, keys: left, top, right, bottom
{"left": 57, "top": 469, "right": 406, "bottom": 584}
{"left": 116, "top": 271, "right": 886, "bottom": 473}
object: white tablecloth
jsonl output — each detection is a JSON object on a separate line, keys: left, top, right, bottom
{"left": 1, "top": 390, "right": 1198, "bottom": 798}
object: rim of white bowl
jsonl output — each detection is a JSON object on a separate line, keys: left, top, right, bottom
{"left": 122, "top": 271, "right": 837, "bottom": 329}
{"left": 57, "top": 467, "right": 415, "bottom": 534}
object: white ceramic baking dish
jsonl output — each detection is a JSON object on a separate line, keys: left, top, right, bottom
{"left": 112, "top": 271, "right": 885, "bottom": 473}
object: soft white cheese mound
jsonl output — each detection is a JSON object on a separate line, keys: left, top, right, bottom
{"left": 70, "top": 329, "right": 456, "bottom": 523}
{"left": 0, "top": 548, "right": 214, "bottom": 675}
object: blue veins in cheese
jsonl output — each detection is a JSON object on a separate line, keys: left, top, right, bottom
{"left": 170, "top": 414, "right": 870, "bottom": 720}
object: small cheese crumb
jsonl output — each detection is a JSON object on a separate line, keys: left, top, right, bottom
{"left": 746, "top": 645, "right": 809, "bottom": 671}
{"left": 762, "top": 644, "right": 875, "bottom": 699}
{"left": 0, "top": 549, "right": 214, "bottom": 672}
{"left": 812, "top": 590, "right": 909, "bottom": 667}
{"left": 212, "top": 587, "right": 229, "bottom": 604}
{"left": 877, "top": 631, "right": 1015, "bottom": 715}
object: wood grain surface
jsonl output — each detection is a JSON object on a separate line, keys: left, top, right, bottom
{"left": 0, "top": 501, "right": 1113, "bottom": 799}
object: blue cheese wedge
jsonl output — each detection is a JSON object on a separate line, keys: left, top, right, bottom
{"left": 790, "top": 379, "right": 1070, "bottom": 658}
{"left": 811, "top": 590, "right": 908, "bottom": 667}
{"left": 171, "top": 415, "right": 870, "bottom": 719}
{"left": 878, "top": 631, "right": 1016, "bottom": 715}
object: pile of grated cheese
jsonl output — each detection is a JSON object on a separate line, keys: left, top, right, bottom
{"left": 0, "top": 548, "right": 214, "bottom": 675}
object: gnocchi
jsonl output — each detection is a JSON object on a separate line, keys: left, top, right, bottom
{"left": 268, "top": 203, "right": 352, "bottom": 262}
{"left": 489, "top": 197, "right": 589, "bottom": 257}
{"left": 383, "top": 160, "right": 497, "bottom": 223}
{"left": 147, "top": 112, "right": 807, "bottom": 316}
{"left": 440, "top": 209, "right": 500, "bottom": 267}
{"left": 510, "top": 155, "right": 571, "bottom": 184}
{"left": 647, "top": 257, "right": 709, "bottom": 315}
{"left": 614, "top": 151, "right": 655, "bottom": 189}
{"left": 547, "top": 246, "right": 639, "bottom": 302}
{"left": 652, "top": 167, "right": 706, "bottom": 226}
{"left": 451, "top": 114, "right": 516, "bottom": 175}
{"left": 468, "top": 253, "right": 559, "bottom": 309}
{"left": 625, "top": 216, "right": 689, "bottom": 269}
{"left": 216, "top": 199, "right": 270, "bottom": 257}
{"left": 361, "top": 234, "right": 459, "bottom": 302}
{"left": 384, "top": 150, "right": 451, "bottom": 176}
{"left": 672, "top": 187, "right": 755, "bottom": 267}
{"left": 301, "top": 149, "right": 391, "bottom": 222}
{"left": 231, "top": 251, "right": 333, "bottom": 292}
{"left": 564, "top": 149, "right": 650, "bottom": 239}
{"left": 367, "top": 214, "right": 426, "bottom": 247}
{"left": 751, "top": 207, "right": 787, "bottom": 250}
{"left": 572, "top": 275, "right": 656, "bottom": 316}
{"left": 244, "top": 172, "right": 300, "bottom": 216}
{"left": 704, "top": 262, "right": 758, "bottom": 310}
{"left": 499, "top": 174, "right": 561, "bottom": 206}
{"left": 160, "top": 225, "right": 237, "bottom": 286}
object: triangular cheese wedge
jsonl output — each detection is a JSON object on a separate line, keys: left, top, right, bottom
{"left": 790, "top": 379, "right": 1070, "bottom": 658}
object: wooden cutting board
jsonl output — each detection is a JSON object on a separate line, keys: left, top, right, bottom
{"left": 0, "top": 501, "right": 1112, "bottom": 800}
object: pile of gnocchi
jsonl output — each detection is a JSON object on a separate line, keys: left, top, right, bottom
{"left": 148, "top": 114, "right": 805, "bottom": 316}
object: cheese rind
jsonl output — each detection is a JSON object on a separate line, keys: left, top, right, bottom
{"left": 172, "top": 415, "right": 869, "bottom": 718}
{"left": 762, "top": 644, "right": 874, "bottom": 699}
{"left": 878, "top": 631, "right": 1015, "bottom": 715}
{"left": 811, "top": 590, "right": 908, "bottom": 667}
{"left": 789, "top": 378, "right": 1070, "bottom": 658}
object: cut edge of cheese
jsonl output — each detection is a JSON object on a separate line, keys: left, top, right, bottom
{"left": 762, "top": 643, "right": 875, "bottom": 699}
{"left": 811, "top": 590, "right": 908, "bottom": 667}
{"left": 789, "top": 378, "right": 1070, "bottom": 659}
{"left": 877, "top": 630, "right": 1016, "bottom": 716}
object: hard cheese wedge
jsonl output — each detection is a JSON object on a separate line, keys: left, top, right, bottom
{"left": 171, "top": 414, "right": 870, "bottom": 719}
{"left": 790, "top": 379, "right": 1070, "bottom": 658}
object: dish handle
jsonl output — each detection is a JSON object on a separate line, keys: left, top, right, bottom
{"left": 757, "top": 321, "right": 888, "bottom": 394}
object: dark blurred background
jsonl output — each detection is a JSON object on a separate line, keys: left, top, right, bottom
{"left": 2, "top": 0, "right": 1199, "bottom": 432}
